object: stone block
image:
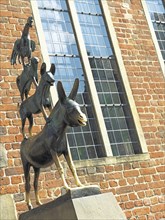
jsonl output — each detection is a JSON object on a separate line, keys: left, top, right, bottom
{"left": 19, "top": 186, "right": 126, "bottom": 220}
{"left": 0, "top": 195, "right": 17, "bottom": 220}
{"left": 0, "top": 144, "right": 7, "bottom": 168}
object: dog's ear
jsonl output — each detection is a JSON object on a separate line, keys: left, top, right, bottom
{"left": 57, "top": 81, "right": 66, "bottom": 104}
{"left": 40, "top": 62, "right": 46, "bottom": 75}
{"left": 68, "top": 78, "right": 79, "bottom": 100}
{"left": 50, "top": 64, "right": 55, "bottom": 75}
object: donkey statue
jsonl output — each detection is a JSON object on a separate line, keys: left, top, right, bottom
{"left": 20, "top": 78, "right": 87, "bottom": 210}
{"left": 11, "top": 16, "right": 35, "bottom": 66}
{"left": 19, "top": 62, "right": 55, "bottom": 139}
{"left": 16, "top": 57, "right": 39, "bottom": 101}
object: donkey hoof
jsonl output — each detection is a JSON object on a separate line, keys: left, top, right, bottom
{"left": 77, "top": 183, "right": 84, "bottom": 187}
{"left": 62, "top": 186, "right": 71, "bottom": 194}
{"left": 36, "top": 201, "right": 42, "bottom": 206}
{"left": 65, "top": 187, "right": 71, "bottom": 191}
{"left": 46, "top": 117, "right": 51, "bottom": 123}
{"left": 23, "top": 135, "right": 28, "bottom": 140}
{"left": 27, "top": 203, "right": 33, "bottom": 210}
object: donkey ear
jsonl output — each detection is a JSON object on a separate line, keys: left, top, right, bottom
{"left": 68, "top": 78, "right": 79, "bottom": 100}
{"left": 50, "top": 63, "right": 55, "bottom": 75}
{"left": 40, "top": 62, "right": 46, "bottom": 75}
{"left": 57, "top": 81, "right": 66, "bottom": 103}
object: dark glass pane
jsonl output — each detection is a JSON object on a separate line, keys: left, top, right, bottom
{"left": 92, "top": 132, "right": 101, "bottom": 145}
{"left": 114, "top": 131, "right": 123, "bottom": 142}
{"left": 98, "top": 93, "right": 106, "bottom": 104}
{"left": 133, "top": 143, "right": 142, "bottom": 154}
{"left": 104, "top": 94, "right": 113, "bottom": 105}
{"left": 68, "top": 134, "right": 76, "bottom": 147}
{"left": 118, "top": 144, "right": 127, "bottom": 156}
{"left": 75, "top": 133, "right": 85, "bottom": 146}
{"left": 89, "top": 58, "right": 96, "bottom": 68}
{"left": 105, "top": 119, "right": 112, "bottom": 130}
{"left": 87, "top": 146, "right": 97, "bottom": 158}
{"left": 70, "top": 148, "right": 79, "bottom": 160}
{"left": 111, "top": 118, "right": 119, "bottom": 130}
{"left": 102, "top": 82, "right": 109, "bottom": 92}
{"left": 105, "top": 70, "right": 114, "bottom": 80}
{"left": 122, "top": 130, "right": 131, "bottom": 142}
{"left": 115, "top": 107, "right": 124, "bottom": 117}
{"left": 89, "top": 119, "right": 99, "bottom": 131}
{"left": 118, "top": 118, "right": 127, "bottom": 129}
{"left": 95, "top": 82, "right": 102, "bottom": 92}
{"left": 84, "top": 133, "right": 93, "bottom": 145}
{"left": 108, "top": 107, "right": 116, "bottom": 117}
{"left": 95, "top": 59, "right": 103, "bottom": 69}
{"left": 111, "top": 144, "right": 119, "bottom": 156}
{"left": 112, "top": 93, "right": 121, "bottom": 104}
{"left": 99, "top": 70, "right": 106, "bottom": 80}
{"left": 102, "top": 107, "right": 109, "bottom": 118}
{"left": 108, "top": 131, "right": 115, "bottom": 143}
{"left": 78, "top": 147, "right": 88, "bottom": 160}
{"left": 83, "top": 93, "right": 91, "bottom": 104}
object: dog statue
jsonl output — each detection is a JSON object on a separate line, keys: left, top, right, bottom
{"left": 16, "top": 57, "right": 39, "bottom": 101}
{"left": 19, "top": 62, "right": 55, "bottom": 138}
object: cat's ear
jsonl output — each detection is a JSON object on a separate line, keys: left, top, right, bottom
{"left": 40, "top": 62, "right": 46, "bottom": 75}
{"left": 50, "top": 63, "right": 55, "bottom": 75}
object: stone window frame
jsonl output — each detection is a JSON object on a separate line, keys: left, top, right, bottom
{"left": 141, "top": 0, "right": 165, "bottom": 76}
{"left": 30, "top": 0, "right": 149, "bottom": 165}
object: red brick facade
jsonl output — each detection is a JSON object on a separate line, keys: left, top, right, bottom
{"left": 0, "top": 0, "right": 164, "bottom": 219}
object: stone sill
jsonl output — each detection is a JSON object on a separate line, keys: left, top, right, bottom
{"left": 74, "top": 153, "right": 150, "bottom": 169}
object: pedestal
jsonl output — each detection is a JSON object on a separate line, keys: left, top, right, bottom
{"left": 19, "top": 186, "right": 126, "bottom": 220}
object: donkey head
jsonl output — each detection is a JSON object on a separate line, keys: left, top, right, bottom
{"left": 57, "top": 78, "right": 87, "bottom": 127}
{"left": 40, "top": 62, "right": 55, "bottom": 86}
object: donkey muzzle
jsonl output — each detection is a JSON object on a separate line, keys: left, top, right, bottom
{"left": 77, "top": 113, "right": 87, "bottom": 126}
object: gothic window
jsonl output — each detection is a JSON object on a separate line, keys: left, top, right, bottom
{"left": 145, "top": 0, "right": 165, "bottom": 62}
{"left": 33, "top": 0, "right": 145, "bottom": 160}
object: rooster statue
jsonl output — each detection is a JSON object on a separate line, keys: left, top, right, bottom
{"left": 10, "top": 16, "right": 36, "bottom": 66}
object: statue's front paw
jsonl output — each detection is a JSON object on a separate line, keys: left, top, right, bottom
{"left": 46, "top": 118, "right": 51, "bottom": 123}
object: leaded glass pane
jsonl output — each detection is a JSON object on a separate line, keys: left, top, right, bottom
{"left": 75, "top": 0, "right": 141, "bottom": 156}
{"left": 37, "top": 0, "right": 103, "bottom": 160}
{"left": 145, "top": 0, "right": 165, "bottom": 61}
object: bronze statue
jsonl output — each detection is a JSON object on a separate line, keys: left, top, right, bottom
{"left": 10, "top": 16, "right": 89, "bottom": 211}
{"left": 16, "top": 57, "right": 39, "bottom": 101}
{"left": 19, "top": 62, "right": 55, "bottom": 139}
{"left": 11, "top": 17, "right": 35, "bottom": 66}
{"left": 20, "top": 79, "right": 87, "bottom": 210}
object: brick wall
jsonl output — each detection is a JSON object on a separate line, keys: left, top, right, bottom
{"left": 0, "top": 0, "right": 164, "bottom": 220}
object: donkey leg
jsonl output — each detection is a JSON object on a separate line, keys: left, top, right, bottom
{"left": 22, "top": 161, "right": 33, "bottom": 210}
{"left": 19, "top": 106, "right": 27, "bottom": 139}
{"left": 47, "top": 105, "right": 53, "bottom": 113}
{"left": 41, "top": 105, "right": 49, "bottom": 122}
{"left": 21, "top": 92, "right": 24, "bottom": 102}
{"left": 50, "top": 150, "right": 70, "bottom": 190}
{"left": 33, "top": 167, "right": 42, "bottom": 206}
{"left": 21, "top": 116, "right": 27, "bottom": 139}
{"left": 24, "top": 89, "right": 28, "bottom": 100}
{"left": 64, "top": 152, "right": 83, "bottom": 187}
{"left": 28, "top": 114, "right": 33, "bottom": 137}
